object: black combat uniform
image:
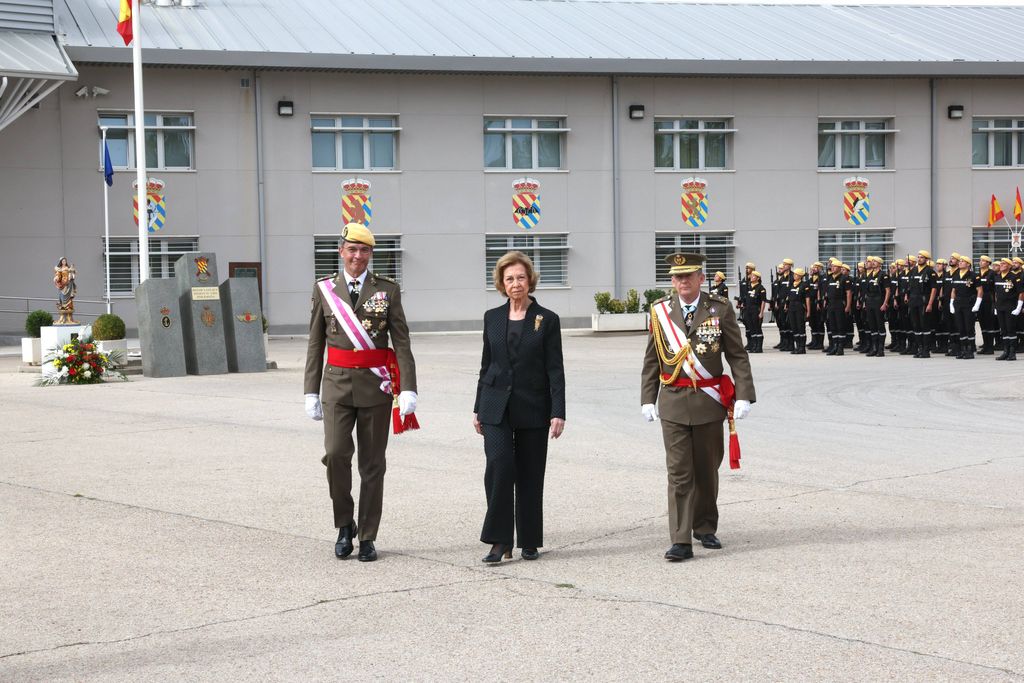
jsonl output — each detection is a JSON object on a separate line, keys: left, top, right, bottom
{"left": 786, "top": 278, "right": 811, "bottom": 354}
{"left": 907, "top": 263, "right": 937, "bottom": 358}
{"left": 742, "top": 281, "right": 768, "bottom": 353}
{"left": 807, "top": 271, "right": 825, "bottom": 349}
{"left": 862, "top": 266, "right": 890, "bottom": 357}
{"left": 938, "top": 267, "right": 955, "bottom": 355}
{"left": 951, "top": 267, "right": 981, "bottom": 359}
{"left": 976, "top": 264, "right": 998, "bottom": 354}
{"left": 824, "top": 270, "right": 852, "bottom": 356}
{"left": 995, "top": 267, "right": 1023, "bottom": 361}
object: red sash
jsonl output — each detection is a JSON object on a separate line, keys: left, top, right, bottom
{"left": 326, "top": 346, "right": 420, "bottom": 434}
{"left": 660, "top": 373, "right": 742, "bottom": 470}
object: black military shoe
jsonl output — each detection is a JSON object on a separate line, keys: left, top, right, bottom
{"left": 693, "top": 532, "right": 723, "bottom": 549}
{"left": 358, "top": 541, "right": 378, "bottom": 562}
{"left": 334, "top": 522, "right": 356, "bottom": 559}
{"left": 664, "top": 543, "right": 694, "bottom": 561}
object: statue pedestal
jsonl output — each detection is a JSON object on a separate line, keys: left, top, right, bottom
{"left": 39, "top": 324, "right": 91, "bottom": 377}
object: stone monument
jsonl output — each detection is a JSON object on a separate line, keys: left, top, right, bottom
{"left": 135, "top": 278, "right": 187, "bottom": 377}
{"left": 220, "top": 277, "right": 266, "bottom": 373}
{"left": 174, "top": 252, "right": 229, "bottom": 375}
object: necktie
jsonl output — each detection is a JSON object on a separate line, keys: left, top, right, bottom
{"left": 349, "top": 280, "right": 360, "bottom": 307}
{"left": 683, "top": 304, "right": 695, "bottom": 329}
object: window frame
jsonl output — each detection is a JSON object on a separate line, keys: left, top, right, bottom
{"left": 971, "top": 226, "right": 1014, "bottom": 261}
{"left": 817, "top": 118, "right": 897, "bottom": 171}
{"left": 101, "top": 235, "right": 200, "bottom": 296}
{"left": 310, "top": 114, "right": 401, "bottom": 172}
{"left": 653, "top": 117, "right": 736, "bottom": 171}
{"left": 817, "top": 228, "right": 896, "bottom": 266}
{"left": 313, "top": 234, "right": 403, "bottom": 284}
{"left": 485, "top": 233, "right": 570, "bottom": 289}
{"left": 971, "top": 118, "right": 1024, "bottom": 168}
{"left": 483, "top": 116, "right": 570, "bottom": 171}
{"left": 98, "top": 110, "right": 196, "bottom": 171}
{"left": 654, "top": 231, "right": 735, "bottom": 287}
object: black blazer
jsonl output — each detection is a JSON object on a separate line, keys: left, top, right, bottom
{"left": 474, "top": 297, "right": 566, "bottom": 428}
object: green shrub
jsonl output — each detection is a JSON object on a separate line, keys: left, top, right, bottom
{"left": 607, "top": 298, "right": 626, "bottom": 314}
{"left": 261, "top": 314, "right": 268, "bottom": 334}
{"left": 624, "top": 289, "right": 640, "bottom": 314}
{"left": 91, "top": 313, "right": 126, "bottom": 341}
{"left": 25, "top": 310, "right": 53, "bottom": 338}
{"left": 643, "top": 288, "right": 668, "bottom": 312}
{"left": 594, "top": 291, "right": 612, "bottom": 314}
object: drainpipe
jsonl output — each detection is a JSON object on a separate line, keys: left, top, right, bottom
{"left": 254, "top": 71, "right": 268, "bottom": 320}
{"left": 930, "top": 78, "right": 937, "bottom": 254}
{"left": 611, "top": 75, "right": 622, "bottom": 298}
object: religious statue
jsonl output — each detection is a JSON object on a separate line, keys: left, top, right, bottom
{"left": 53, "top": 257, "right": 78, "bottom": 324}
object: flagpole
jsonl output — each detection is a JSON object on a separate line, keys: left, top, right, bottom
{"left": 102, "top": 126, "right": 112, "bottom": 314}
{"left": 131, "top": 0, "right": 149, "bottom": 284}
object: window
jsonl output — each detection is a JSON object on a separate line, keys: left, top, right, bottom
{"left": 102, "top": 236, "right": 200, "bottom": 294}
{"left": 485, "top": 233, "right": 569, "bottom": 287}
{"left": 972, "top": 119, "right": 1024, "bottom": 167}
{"left": 311, "top": 116, "right": 399, "bottom": 170}
{"left": 818, "top": 119, "right": 893, "bottom": 170}
{"left": 818, "top": 229, "right": 895, "bottom": 266}
{"left": 314, "top": 235, "right": 403, "bottom": 283}
{"left": 484, "top": 117, "right": 567, "bottom": 170}
{"left": 99, "top": 112, "right": 195, "bottom": 170}
{"left": 654, "top": 232, "right": 734, "bottom": 286}
{"left": 654, "top": 119, "right": 733, "bottom": 170}
{"left": 972, "top": 227, "right": 1014, "bottom": 262}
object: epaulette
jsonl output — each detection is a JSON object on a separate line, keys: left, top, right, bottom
{"left": 654, "top": 295, "right": 671, "bottom": 305}
{"left": 373, "top": 273, "right": 397, "bottom": 284}
{"left": 316, "top": 272, "right": 336, "bottom": 282}
{"left": 709, "top": 293, "right": 729, "bottom": 304}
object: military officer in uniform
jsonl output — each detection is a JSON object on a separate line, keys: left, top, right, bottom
{"left": 709, "top": 271, "right": 729, "bottom": 298}
{"left": 950, "top": 255, "right": 983, "bottom": 359}
{"left": 741, "top": 270, "right": 767, "bottom": 353}
{"left": 1014, "top": 257, "right": 1024, "bottom": 349}
{"left": 304, "top": 223, "right": 418, "bottom": 562}
{"left": 641, "top": 252, "right": 755, "bottom": 561}
{"left": 787, "top": 267, "right": 812, "bottom": 354}
{"left": 994, "top": 257, "right": 1024, "bottom": 361}
{"left": 907, "top": 250, "right": 938, "bottom": 358}
{"left": 824, "top": 258, "right": 852, "bottom": 355}
{"left": 736, "top": 261, "right": 755, "bottom": 324}
{"left": 976, "top": 255, "right": 998, "bottom": 354}
{"left": 806, "top": 262, "right": 826, "bottom": 350}
{"left": 862, "top": 256, "right": 890, "bottom": 357}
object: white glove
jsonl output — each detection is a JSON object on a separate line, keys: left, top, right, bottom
{"left": 1013, "top": 301, "right": 1023, "bottom": 316}
{"left": 949, "top": 301, "right": 955, "bottom": 315}
{"left": 971, "top": 299, "right": 981, "bottom": 313}
{"left": 397, "top": 390, "right": 417, "bottom": 416}
{"left": 641, "top": 403, "right": 659, "bottom": 422}
{"left": 733, "top": 400, "right": 751, "bottom": 420}
{"left": 304, "top": 393, "right": 323, "bottom": 421}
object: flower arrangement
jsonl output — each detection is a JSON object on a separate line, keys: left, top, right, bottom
{"left": 36, "top": 336, "right": 128, "bottom": 386}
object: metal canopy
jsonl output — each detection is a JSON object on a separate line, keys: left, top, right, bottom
{"left": 0, "top": 30, "right": 77, "bottom": 132}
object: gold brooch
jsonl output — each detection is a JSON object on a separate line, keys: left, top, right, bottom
{"left": 534, "top": 314, "right": 543, "bottom": 331}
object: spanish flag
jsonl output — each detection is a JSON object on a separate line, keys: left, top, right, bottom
{"left": 988, "top": 194, "right": 1005, "bottom": 228}
{"left": 116, "top": 0, "right": 133, "bottom": 46}
{"left": 1015, "top": 187, "right": 1022, "bottom": 222}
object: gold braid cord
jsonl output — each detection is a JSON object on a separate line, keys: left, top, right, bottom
{"left": 650, "top": 307, "right": 696, "bottom": 389}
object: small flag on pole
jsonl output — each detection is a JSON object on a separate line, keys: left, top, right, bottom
{"left": 116, "top": 0, "right": 133, "bottom": 46}
{"left": 988, "top": 194, "right": 1005, "bottom": 228}
{"left": 1015, "top": 187, "right": 1022, "bottom": 222}
{"left": 103, "top": 141, "right": 114, "bottom": 187}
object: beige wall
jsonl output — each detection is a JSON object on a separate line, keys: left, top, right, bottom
{"left": 1, "top": 66, "right": 1020, "bottom": 336}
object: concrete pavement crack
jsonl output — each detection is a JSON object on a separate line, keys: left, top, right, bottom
{"left": 839, "top": 455, "right": 1024, "bottom": 490}
{"left": 0, "top": 576, "right": 505, "bottom": 661}
{"left": 499, "top": 585, "right": 1023, "bottom": 678}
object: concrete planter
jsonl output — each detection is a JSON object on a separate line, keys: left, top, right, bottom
{"left": 97, "top": 338, "right": 129, "bottom": 367}
{"left": 21, "top": 337, "right": 41, "bottom": 365}
{"left": 591, "top": 312, "right": 649, "bottom": 332}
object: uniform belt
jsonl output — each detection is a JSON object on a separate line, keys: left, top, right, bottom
{"left": 660, "top": 374, "right": 725, "bottom": 390}
{"left": 326, "top": 347, "right": 390, "bottom": 369}
{"left": 659, "top": 373, "right": 742, "bottom": 470}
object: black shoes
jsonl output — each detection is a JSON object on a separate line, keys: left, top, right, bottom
{"left": 482, "top": 544, "right": 513, "bottom": 563}
{"left": 358, "top": 541, "right": 377, "bottom": 562}
{"left": 334, "top": 522, "right": 356, "bottom": 559}
{"left": 693, "top": 532, "right": 722, "bottom": 549}
{"left": 522, "top": 547, "right": 540, "bottom": 560}
{"left": 664, "top": 543, "right": 694, "bottom": 561}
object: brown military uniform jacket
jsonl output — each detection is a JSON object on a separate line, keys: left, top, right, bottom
{"left": 304, "top": 272, "right": 416, "bottom": 407}
{"left": 641, "top": 291, "right": 755, "bottom": 425}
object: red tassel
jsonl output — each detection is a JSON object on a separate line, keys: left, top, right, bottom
{"left": 402, "top": 412, "right": 420, "bottom": 432}
{"left": 392, "top": 405, "right": 403, "bottom": 434}
{"left": 729, "top": 430, "right": 741, "bottom": 470}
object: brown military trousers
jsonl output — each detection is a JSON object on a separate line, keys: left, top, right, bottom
{"left": 660, "top": 418, "right": 725, "bottom": 544}
{"left": 322, "top": 401, "right": 391, "bottom": 541}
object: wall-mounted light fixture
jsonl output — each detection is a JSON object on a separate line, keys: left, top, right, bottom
{"left": 277, "top": 100, "right": 294, "bottom": 117}
{"left": 628, "top": 104, "right": 645, "bottom": 120}
{"left": 947, "top": 105, "right": 964, "bottom": 120}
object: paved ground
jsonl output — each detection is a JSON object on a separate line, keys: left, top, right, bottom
{"left": 1, "top": 330, "right": 1022, "bottom": 681}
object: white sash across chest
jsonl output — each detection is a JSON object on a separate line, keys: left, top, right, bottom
{"left": 653, "top": 298, "right": 723, "bottom": 405}
{"left": 317, "top": 279, "right": 392, "bottom": 394}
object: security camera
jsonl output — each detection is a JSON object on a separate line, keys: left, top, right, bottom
{"left": 91, "top": 86, "right": 110, "bottom": 97}
{"left": 74, "top": 86, "right": 89, "bottom": 98}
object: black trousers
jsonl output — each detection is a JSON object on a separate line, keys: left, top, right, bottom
{"left": 481, "top": 415, "right": 548, "bottom": 548}
{"left": 826, "top": 305, "right": 847, "bottom": 341}
{"left": 809, "top": 306, "right": 825, "bottom": 335}
{"left": 742, "top": 312, "right": 762, "bottom": 338}
{"left": 865, "top": 303, "right": 885, "bottom": 337}
{"left": 954, "top": 303, "right": 976, "bottom": 345}
{"left": 909, "top": 303, "right": 928, "bottom": 337}
{"left": 788, "top": 307, "right": 806, "bottom": 339}
{"left": 998, "top": 309, "right": 1017, "bottom": 343}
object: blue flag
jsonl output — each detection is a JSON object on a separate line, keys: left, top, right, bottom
{"left": 103, "top": 141, "right": 114, "bottom": 187}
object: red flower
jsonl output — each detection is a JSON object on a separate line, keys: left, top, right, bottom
{"left": 68, "top": 368, "right": 76, "bottom": 376}
{"left": 67, "top": 355, "right": 77, "bottom": 363}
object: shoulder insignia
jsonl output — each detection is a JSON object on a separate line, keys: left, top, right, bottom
{"left": 316, "top": 272, "right": 336, "bottom": 283}
{"left": 653, "top": 295, "right": 671, "bottom": 305}
{"left": 709, "top": 293, "right": 729, "bottom": 304}
{"left": 372, "top": 272, "right": 397, "bottom": 285}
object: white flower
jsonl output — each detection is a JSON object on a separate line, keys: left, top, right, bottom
{"left": 59, "top": 366, "right": 69, "bottom": 376}
{"left": 83, "top": 362, "right": 90, "bottom": 369}
{"left": 84, "top": 370, "right": 92, "bottom": 378}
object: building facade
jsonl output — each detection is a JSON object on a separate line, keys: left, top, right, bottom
{"left": 2, "top": 1, "right": 1024, "bottom": 336}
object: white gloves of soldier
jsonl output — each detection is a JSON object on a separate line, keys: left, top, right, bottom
{"left": 397, "top": 390, "right": 418, "bottom": 417}
{"left": 949, "top": 301, "right": 956, "bottom": 315}
{"left": 734, "top": 400, "right": 752, "bottom": 420}
{"left": 971, "top": 299, "right": 981, "bottom": 313}
{"left": 641, "top": 403, "right": 659, "bottom": 422}
{"left": 304, "top": 393, "right": 323, "bottom": 421}
{"left": 1013, "top": 301, "right": 1023, "bottom": 316}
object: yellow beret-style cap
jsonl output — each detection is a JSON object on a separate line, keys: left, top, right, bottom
{"left": 896, "top": 259, "right": 906, "bottom": 266}
{"left": 951, "top": 252, "right": 961, "bottom": 260}
{"left": 793, "top": 267, "right": 806, "bottom": 276}
{"left": 935, "top": 258, "right": 947, "bottom": 265}
{"left": 980, "top": 255, "right": 992, "bottom": 262}
{"left": 751, "top": 270, "right": 762, "bottom": 279}
{"left": 714, "top": 271, "right": 725, "bottom": 280}
{"left": 782, "top": 258, "right": 794, "bottom": 266}
{"left": 1001, "top": 257, "right": 1014, "bottom": 266}
{"left": 745, "top": 262, "right": 755, "bottom": 269}
{"left": 918, "top": 250, "right": 931, "bottom": 258}
{"left": 812, "top": 261, "right": 824, "bottom": 268}
{"left": 842, "top": 263, "right": 851, "bottom": 270}
{"left": 1013, "top": 257, "right": 1024, "bottom": 265}
{"left": 341, "top": 222, "right": 375, "bottom": 247}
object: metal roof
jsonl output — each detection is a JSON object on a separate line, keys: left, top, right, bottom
{"left": 54, "top": 0, "right": 1024, "bottom": 76}
{"left": 0, "top": 29, "right": 75, "bottom": 78}
{"left": 1, "top": 0, "right": 55, "bottom": 33}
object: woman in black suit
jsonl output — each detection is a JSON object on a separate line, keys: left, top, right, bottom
{"left": 473, "top": 251, "right": 565, "bottom": 563}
